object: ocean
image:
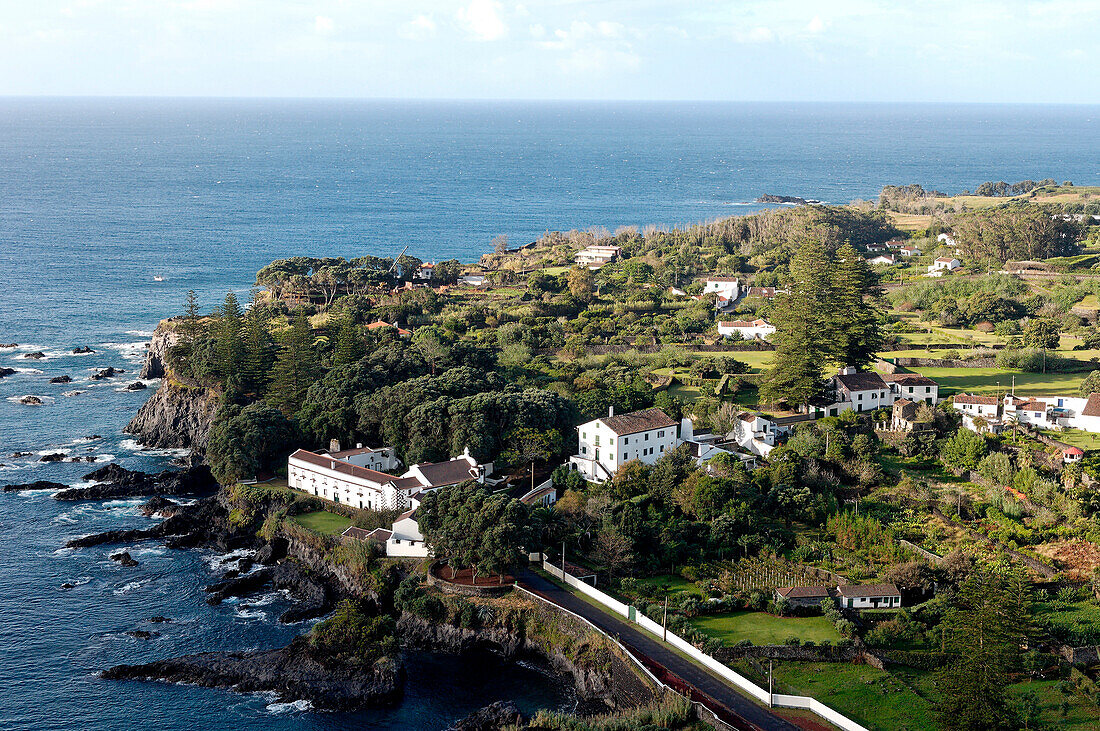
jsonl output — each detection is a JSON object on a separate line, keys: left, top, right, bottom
{"left": 0, "top": 99, "right": 1098, "bottom": 730}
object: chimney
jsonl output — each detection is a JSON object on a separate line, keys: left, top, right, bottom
{"left": 608, "top": 405, "right": 615, "bottom": 418}
{"left": 839, "top": 366, "right": 856, "bottom": 376}
{"left": 356, "top": 442, "right": 363, "bottom": 449}
{"left": 680, "top": 417, "right": 694, "bottom": 441}
{"left": 329, "top": 438, "right": 341, "bottom": 453}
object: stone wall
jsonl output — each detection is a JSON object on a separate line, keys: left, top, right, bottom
{"left": 894, "top": 356, "right": 996, "bottom": 369}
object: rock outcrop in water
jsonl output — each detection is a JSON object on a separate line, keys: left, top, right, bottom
{"left": 49, "top": 375, "right": 72, "bottom": 384}
{"left": 3, "top": 480, "right": 70, "bottom": 493}
{"left": 447, "top": 701, "right": 525, "bottom": 731}
{"left": 54, "top": 463, "right": 218, "bottom": 501}
{"left": 91, "top": 366, "right": 123, "bottom": 380}
{"left": 125, "top": 382, "right": 218, "bottom": 452}
{"left": 102, "top": 640, "right": 404, "bottom": 711}
{"left": 0, "top": 367, "right": 15, "bottom": 378}
{"left": 140, "top": 322, "right": 180, "bottom": 379}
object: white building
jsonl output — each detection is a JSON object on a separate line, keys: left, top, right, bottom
{"left": 868, "top": 254, "right": 896, "bottom": 266}
{"left": 288, "top": 447, "right": 490, "bottom": 512}
{"left": 717, "top": 319, "right": 776, "bottom": 340}
{"left": 957, "top": 392, "right": 1100, "bottom": 436}
{"left": 458, "top": 273, "right": 487, "bottom": 287}
{"left": 815, "top": 368, "right": 894, "bottom": 416}
{"left": 569, "top": 407, "right": 679, "bottom": 482}
{"left": 574, "top": 245, "right": 622, "bottom": 269}
{"left": 882, "top": 373, "right": 940, "bottom": 405}
{"left": 899, "top": 245, "right": 922, "bottom": 257}
{"left": 733, "top": 412, "right": 811, "bottom": 457}
{"left": 703, "top": 277, "right": 741, "bottom": 310}
{"left": 929, "top": 257, "right": 961, "bottom": 273}
{"left": 835, "top": 584, "right": 902, "bottom": 610}
{"left": 937, "top": 233, "right": 957, "bottom": 247}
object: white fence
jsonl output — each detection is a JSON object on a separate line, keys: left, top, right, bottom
{"left": 541, "top": 559, "right": 869, "bottom": 731}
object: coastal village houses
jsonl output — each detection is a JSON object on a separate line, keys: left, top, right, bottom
{"left": 288, "top": 445, "right": 491, "bottom": 512}
{"left": 956, "top": 392, "right": 1100, "bottom": 435}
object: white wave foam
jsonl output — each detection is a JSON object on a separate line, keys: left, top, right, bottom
{"left": 101, "top": 342, "right": 149, "bottom": 362}
{"left": 204, "top": 548, "right": 255, "bottom": 572}
{"left": 53, "top": 514, "right": 79, "bottom": 525}
{"left": 62, "top": 390, "right": 86, "bottom": 397}
{"left": 266, "top": 699, "right": 313, "bottom": 714}
{"left": 128, "top": 546, "right": 166, "bottom": 558}
{"left": 93, "top": 453, "right": 116, "bottom": 463}
{"left": 234, "top": 607, "right": 267, "bottom": 621}
{"left": 9, "top": 367, "right": 44, "bottom": 374}
{"left": 125, "top": 330, "right": 155, "bottom": 338}
{"left": 114, "top": 578, "right": 152, "bottom": 595}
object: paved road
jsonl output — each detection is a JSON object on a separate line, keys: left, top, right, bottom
{"left": 518, "top": 570, "right": 800, "bottom": 731}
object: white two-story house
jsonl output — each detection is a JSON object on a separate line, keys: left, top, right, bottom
{"left": 570, "top": 407, "right": 679, "bottom": 482}
{"left": 883, "top": 373, "right": 940, "bottom": 405}
{"left": 703, "top": 276, "right": 741, "bottom": 311}
{"left": 813, "top": 368, "right": 894, "bottom": 417}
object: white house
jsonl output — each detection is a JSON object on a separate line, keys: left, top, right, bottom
{"left": 733, "top": 412, "right": 811, "bottom": 457}
{"left": 835, "top": 583, "right": 902, "bottom": 610}
{"left": 717, "top": 319, "right": 776, "bottom": 340}
{"left": 415, "top": 262, "right": 435, "bottom": 281}
{"left": 882, "top": 373, "right": 940, "bottom": 405}
{"left": 323, "top": 441, "right": 401, "bottom": 472}
{"left": 929, "top": 257, "right": 961, "bottom": 273}
{"left": 865, "top": 243, "right": 888, "bottom": 253}
{"left": 937, "top": 233, "right": 957, "bottom": 247}
{"left": 1002, "top": 395, "right": 1056, "bottom": 429}
{"left": 953, "top": 394, "right": 1001, "bottom": 419}
{"left": 458, "top": 273, "right": 487, "bottom": 287}
{"left": 574, "top": 245, "right": 622, "bottom": 269}
{"left": 868, "top": 254, "right": 896, "bottom": 266}
{"left": 288, "top": 447, "right": 490, "bottom": 512}
{"left": 703, "top": 277, "right": 741, "bottom": 310}
{"left": 570, "top": 407, "right": 679, "bottom": 482}
{"left": 816, "top": 368, "right": 894, "bottom": 416}
{"left": 899, "top": 245, "right": 922, "bottom": 257}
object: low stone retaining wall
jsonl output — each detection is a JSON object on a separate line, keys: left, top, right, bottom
{"left": 894, "top": 356, "right": 996, "bottom": 368}
{"left": 1058, "top": 644, "right": 1100, "bottom": 665}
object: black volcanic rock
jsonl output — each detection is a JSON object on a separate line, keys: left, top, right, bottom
{"left": 125, "top": 381, "right": 148, "bottom": 391}
{"left": 140, "top": 495, "right": 179, "bottom": 517}
{"left": 18, "top": 396, "right": 44, "bottom": 406}
{"left": 3, "top": 480, "right": 69, "bottom": 493}
{"left": 111, "top": 551, "right": 139, "bottom": 567}
{"left": 90, "top": 367, "right": 123, "bottom": 380}
{"left": 0, "top": 367, "right": 15, "bottom": 378}
{"left": 72, "top": 346, "right": 94, "bottom": 354}
{"left": 102, "top": 641, "right": 404, "bottom": 711}
{"left": 24, "top": 351, "right": 46, "bottom": 359}
{"left": 447, "top": 701, "right": 525, "bottom": 731}
{"left": 125, "top": 630, "right": 158, "bottom": 640}
{"left": 54, "top": 463, "right": 217, "bottom": 501}
{"left": 50, "top": 375, "right": 72, "bottom": 384}
{"left": 39, "top": 452, "right": 66, "bottom": 462}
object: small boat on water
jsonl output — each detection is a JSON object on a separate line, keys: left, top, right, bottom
{"left": 153, "top": 275, "right": 165, "bottom": 282}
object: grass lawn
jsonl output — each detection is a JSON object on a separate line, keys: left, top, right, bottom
{"left": 1040, "top": 428, "right": 1100, "bottom": 452}
{"left": 691, "top": 611, "right": 841, "bottom": 646}
{"left": 290, "top": 510, "right": 352, "bottom": 536}
{"left": 771, "top": 661, "right": 935, "bottom": 731}
{"left": 634, "top": 574, "right": 703, "bottom": 597}
{"left": 909, "top": 367, "right": 1087, "bottom": 397}
{"left": 1033, "top": 599, "right": 1100, "bottom": 640}
{"left": 1007, "top": 679, "right": 1100, "bottom": 730}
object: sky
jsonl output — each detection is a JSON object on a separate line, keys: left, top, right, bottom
{"left": 0, "top": 0, "right": 1097, "bottom": 102}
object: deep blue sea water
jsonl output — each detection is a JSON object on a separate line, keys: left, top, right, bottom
{"left": 1, "top": 100, "right": 1098, "bottom": 730}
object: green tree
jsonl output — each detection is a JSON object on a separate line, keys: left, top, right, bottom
{"left": 1079, "top": 369, "right": 1100, "bottom": 398}
{"left": 1023, "top": 318, "right": 1059, "bottom": 350}
{"left": 268, "top": 308, "right": 320, "bottom": 414}
{"left": 941, "top": 428, "right": 988, "bottom": 472}
{"left": 831, "top": 243, "right": 884, "bottom": 369}
{"left": 935, "top": 567, "right": 1032, "bottom": 731}
{"left": 181, "top": 289, "right": 203, "bottom": 346}
{"left": 761, "top": 239, "right": 832, "bottom": 406}
{"left": 206, "top": 402, "right": 299, "bottom": 484}
{"left": 333, "top": 315, "right": 365, "bottom": 367}
{"left": 214, "top": 291, "right": 244, "bottom": 383}
{"left": 566, "top": 266, "right": 596, "bottom": 303}
{"left": 240, "top": 294, "right": 273, "bottom": 394}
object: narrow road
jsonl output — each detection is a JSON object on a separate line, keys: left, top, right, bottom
{"left": 518, "top": 570, "right": 800, "bottom": 731}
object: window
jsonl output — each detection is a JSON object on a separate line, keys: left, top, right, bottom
{"left": 645, "top": 433, "right": 650, "bottom": 441}
{"left": 622, "top": 453, "right": 627, "bottom": 461}
{"left": 926, "top": 387, "right": 932, "bottom": 393}
{"left": 610, "top": 438, "right": 615, "bottom": 445}
{"left": 857, "top": 393, "right": 863, "bottom": 400}
{"left": 658, "top": 430, "right": 664, "bottom": 438}
{"left": 580, "top": 446, "right": 586, "bottom": 455}
{"left": 581, "top": 431, "right": 586, "bottom": 439}
{"left": 622, "top": 437, "right": 628, "bottom": 445}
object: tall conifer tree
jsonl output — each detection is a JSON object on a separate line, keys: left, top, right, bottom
{"left": 215, "top": 292, "right": 244, "bottom": 384}
{"left": 831, "top": 242, "right": 884, "bottom": 370}
{"left": 268, "top": 308, "right": 319, "bottom": 414}
{"left": 761, "top": 239, "right": 832, "bottom": 407}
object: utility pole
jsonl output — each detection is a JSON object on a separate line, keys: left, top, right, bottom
{"left": 768, "top": 660, "right": 774, "bottom": 707}
{"left": 662, "top": 594, "right": 669, "bottom": 642}
{"left": 561, "top": 540, "right": 566, "bottom": 581}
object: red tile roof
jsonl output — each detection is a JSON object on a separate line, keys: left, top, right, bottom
{"left": 835, "top": 372, "right": 888, "bottom": 393}
{"left": 289, "top": 449, "right": 397, "bottom": 484}
{"left": 953, "top": 394, "right": 999, "bottom": 406}
{"left": 1082, "top": 393, "right": 1100, "bottom": 417}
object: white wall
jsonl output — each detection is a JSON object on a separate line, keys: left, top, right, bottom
{"left": 540, "top": 560, "right": 869, "bottom": 731}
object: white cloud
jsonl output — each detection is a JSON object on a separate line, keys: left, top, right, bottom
{"left": 535, "top": 20, "right": 642, "bottom": 75}
{"left": 400, "top": 14, "right": 436, "bottom": 41}
{"left": 314, "top": 15, "right": 335, "bottom": 35}
{"left": 734, "top": 26, "right": 774, "bottom": 43}
{"left": 806, "top": 15, "right": 826, "bottom": 34}
{"left": 457, "top": 0, "right": 508, "bottom": 41}
{"left": 558, "top": 47, "right": 640, "bottom": 75}
{"left": 529, "top": 23, "right": 545, "bottom": 39}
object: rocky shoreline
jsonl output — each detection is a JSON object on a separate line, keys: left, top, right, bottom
{"left": 103, "top": 640, "right": 404, "bottom": 711}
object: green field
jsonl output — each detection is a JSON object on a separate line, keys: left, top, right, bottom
{"left": 1033, "top": 598, "right": 1100, "bottom": 641}
{"left": 770, "top": 662, "right": 934, "bottom": 731}
{"left": 291, "top": 510, "right": 352, "bottom": 536}
{"left": 909, "top": 367, "right": 1086, "bottom": 397}
{"left": 1041, "top": 428, "right": 1100, "bottom": 452}
{"left": 634, "top": 574, "right": 703, "bottom": 597}
{"left": 691, "top": 611, "right": 841, "bottom": 645}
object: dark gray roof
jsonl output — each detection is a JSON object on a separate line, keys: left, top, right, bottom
{"left": 776, "top": 586, "right": 833, "bottom": 599}
{"left": 836, "top": 583, "right": 900, "bottom": 598}
{"left": 882, "top": 373, "right": 938, "bottom": 387}
{"left": 600, "top": 408, "right": 678, "bottom": 436}
{"left": 414, "top": 459, "right": 480, "bottom": 488}
{"left": 835, "top": 372, "right": 889, "bottom": 393}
